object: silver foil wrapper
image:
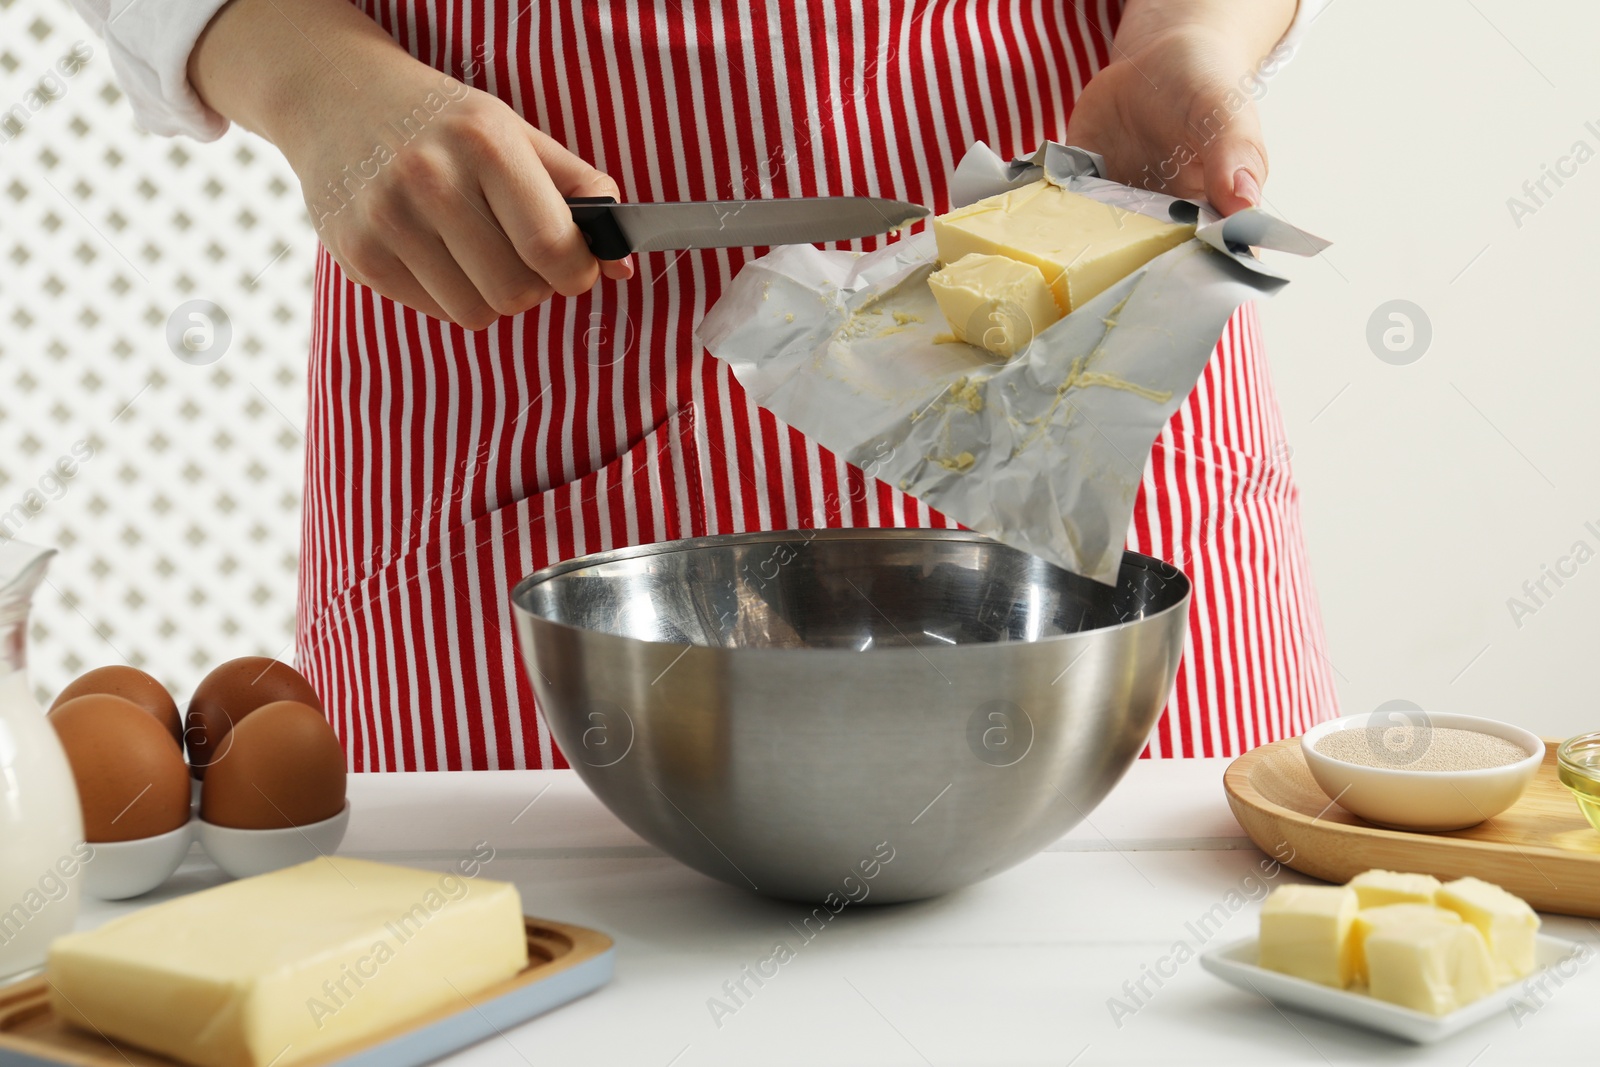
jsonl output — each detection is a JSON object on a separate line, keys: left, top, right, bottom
{"left": 697, "top": 142, "right": 1329, "bottom": 584}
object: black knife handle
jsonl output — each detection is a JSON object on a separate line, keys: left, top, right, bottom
{"left": 567, "top": 196, "right": 632, "bottom": 260}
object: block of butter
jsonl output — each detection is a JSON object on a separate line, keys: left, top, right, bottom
{"left": 1348, "top": 869, "right": 1441, "bottom": 910}
{"left": 1349, "top": 903, "right": 1460, "bottom": 985}
{"left": 1436, "top": 876, "right": 1540, "bottom": 981}
{"left": 1364, "top": 919, "right": 1495, "bottom": 1016}
{"left": 1258, "top": 884, "right": 1357, "bottom": 988}
{"left": 47, "top": 857, "right": 529, "bottom": 1067}
{"left": 927, "top": 253, "right": 1063, "bottom": 358}
{"left": 932, "top": 180, "right": 1194, "bottom": 316}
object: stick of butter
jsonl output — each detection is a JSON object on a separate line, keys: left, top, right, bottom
{"left": 931, "top": 180, "right": 1194, "bottom": 315}
{"left": 1436, "top": 876, "right": 1541, "bottom": 982}
{"left": 926, "top": 253, "right": 1062, "bottom": 358}
{"left": 1364, "top": 919, "right": 1496, "bottom": 1016}
{"left": 47, "top": 857, "right": 529, "bottom": 1067}
{"left": 1347, "top": 869, "right": 1441, "bottom": 909}
{"left": 1258, "top": 884, "right": 1358, "bottom": 988}
{"left": 1349, "top": 903, "right": 1460, "bottom": 985}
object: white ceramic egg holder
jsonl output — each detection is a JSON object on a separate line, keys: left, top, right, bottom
{"left": 81, "top": 781, "right": 350, "bottom": 900}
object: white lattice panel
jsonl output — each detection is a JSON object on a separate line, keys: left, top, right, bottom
{"left": 0, "top": 0, "right": 316, "bottom": 708}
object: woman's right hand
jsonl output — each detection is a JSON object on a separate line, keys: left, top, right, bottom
{"left": 190, "top": 0, "right": 630, "bottom": 330}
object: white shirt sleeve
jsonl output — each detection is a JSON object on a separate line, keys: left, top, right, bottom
{"left": 67, "top": 0, "right": 233, "bottom": 140}
{"left": 1277, "top": 0, "right": 1333, "bottom": 60}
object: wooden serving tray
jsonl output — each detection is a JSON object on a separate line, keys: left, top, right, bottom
{"left": 0, "top": 918, "right": 612, "bottom": 1067}
{"left": 1225, "top": 738, "right": 1600, "bottom": 917}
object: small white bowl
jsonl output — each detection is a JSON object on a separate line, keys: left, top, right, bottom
{"left": 82, "top": 820, "right": 196, "bottom": 900}
{"left": 197, "top": 800, "right": 351, "bottom": 879}
{"left": 1301, "top": 711, "right": 1543, "bottom": 831}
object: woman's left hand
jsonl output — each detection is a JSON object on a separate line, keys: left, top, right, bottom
{"left": 1065, "top": 0, "right": 1296, "bottom": 216}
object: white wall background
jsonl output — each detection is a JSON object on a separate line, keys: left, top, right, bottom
{"left": 0, "top": 0, "right": 316, "bottom": 709}
{"left": 1, "top": 0, "right": 1593, "bottom": 738}
{"left": 1256, "top": 1, "right": 1600, "bottom": 738}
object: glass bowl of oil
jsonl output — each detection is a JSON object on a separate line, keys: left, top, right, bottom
{"left": 1556, "top": 732, "right": 1600, "bottom": 833}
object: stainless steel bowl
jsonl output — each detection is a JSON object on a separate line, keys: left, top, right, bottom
{"left": 511, "top": 528, "right": 1189, "bottom": 903}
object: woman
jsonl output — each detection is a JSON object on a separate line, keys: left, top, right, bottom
{"left": 72, "top": 0, "right": 1337, "bottom": 769}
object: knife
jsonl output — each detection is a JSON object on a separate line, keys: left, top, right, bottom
{"left": 567, "top": 195, "right": 929, "bottom": 260}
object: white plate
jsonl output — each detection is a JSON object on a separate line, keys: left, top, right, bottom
{"left": 1200, "top": 933, "right": 1584, "bottom": 1044}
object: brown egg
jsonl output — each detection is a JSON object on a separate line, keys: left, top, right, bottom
{"left": 186, "top": 657, "right": 322, "bottom": 779}
{"left": 49, "top": 695, "right": 191, "bottom": 842}
{"left": 52, "top": 665, "right": 182, "bottom": 746}
{"left": 200, "top": 701, "right": 346, "bottom": 830}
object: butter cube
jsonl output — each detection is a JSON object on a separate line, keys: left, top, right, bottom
{"left": 932, "top": 180, "right": 1194, "bottom": 315}
{"left": 48, "top": 857, "right": 529, "bottom": 1067}
{"left": 1348, "top": 869, "right": 1441, "bottom": 909}
{"left": 1436, "top": 876, "right": 1540, "bottom": 981}
{"left": 1258, "top": 884, "right": 1358, "bottom": 988}
{"left": 927, "top": 253, "right": 1063, "bottom": 357}
{"left": 1349, "top": 904, "right": 1460, "bottom": 985}
{"left": 1365, "top": 921, "right": 1496, "bottom": 1015}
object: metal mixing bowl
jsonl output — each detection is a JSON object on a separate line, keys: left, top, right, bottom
{"left": 511, "top": 528, "right": 1189, "bottom": 903}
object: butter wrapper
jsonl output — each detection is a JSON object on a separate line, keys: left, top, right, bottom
{"left": 696, "top": 141, "right": 1329, "bottom": 584}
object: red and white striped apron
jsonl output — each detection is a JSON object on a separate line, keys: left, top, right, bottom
{"left": 295, "top": 0, "right": 1339, "bottom": 771}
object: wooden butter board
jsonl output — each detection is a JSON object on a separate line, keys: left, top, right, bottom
{"left": 0, "top": 918, "right": 613, "bottom": 1067}
{"left": 1225, "top": 737, "right": 1600, "bottom": 918}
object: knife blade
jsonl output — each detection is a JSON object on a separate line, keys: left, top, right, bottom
{"left": 567, "top": 196, "right": 929, "bottom": 260}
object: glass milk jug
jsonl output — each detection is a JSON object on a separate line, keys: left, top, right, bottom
{"left": 0, "top": 541, "right": 85, "bottom": 981}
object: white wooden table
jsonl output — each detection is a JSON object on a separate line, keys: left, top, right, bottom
{"left": 79, "top": 760, "right": 1598, "bottom": 1065}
